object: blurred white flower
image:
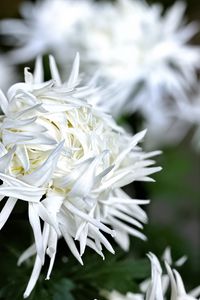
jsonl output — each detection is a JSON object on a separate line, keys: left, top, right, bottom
{"left": 79, "top": 0, "right": 200, "bottom": 115}
{"left": 79, "top": 0, "right": 200, "bottom": 148}
{"left": 162, "top": 247, "right": 187, "bottom": 268}
{"left": 84, "top": 0, "right": 200, "bottom": 150}
{"left": 0, "top": 55, "right": 161, "bottom": 297}
{"left": 105, "top": 253, "right": 200, "bottom": 300}
{"left": 0, "top": 0, "right": 91, "bottom": 63}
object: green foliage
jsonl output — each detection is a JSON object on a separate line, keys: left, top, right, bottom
{"left": 0, "top": 263, "right": 75, "bottom": 300}
{"left": 0, "top": 226, "right": 149, "bottom": 300}
{"left": 69, "top": 252, "right": 149, "bottom": 293}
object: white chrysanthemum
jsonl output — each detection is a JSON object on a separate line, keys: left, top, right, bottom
{"left": 105, "top": 253, "right": 200, "bottom": 300}
{"left": 78, "top": 0, "right": 200, "bottom": 148}
{"left": 79, "top": 0, "right": 200, "bottom": 115}
{"left": 0, "top": 55, "right": 161, "bottom": 297}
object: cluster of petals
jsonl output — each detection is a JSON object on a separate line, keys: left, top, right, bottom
{"left": 78, "top": 0, "right": 200, "bottom": 147}
{"left": 106, "top": 252, "right": 200, "bottom": 300}
{"left": 0, "top": 55, "right": 161, "bottom": 297}
{"left": 81, "top": 0, "right": 200, "bottom": 112}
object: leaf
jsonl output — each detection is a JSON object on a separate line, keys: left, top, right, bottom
{"left": 69, "top": 251, "right": 149, "bottom": 293}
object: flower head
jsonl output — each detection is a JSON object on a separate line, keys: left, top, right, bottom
{"left": 79, "top": 0, "right": 200, "bottom": 114}
{"left": 77, "top": 0, "right": 200, "bottom": 148}
{"left": 0, "top": 55, "right": 161, "bottom": 297}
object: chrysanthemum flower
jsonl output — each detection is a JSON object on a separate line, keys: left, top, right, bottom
{"left": 105, "top": 252, "right": 200, "bottom": 300}
{"left": 79, "top": 0, "right": 200, "bottom": 114}
{"left": 0, "top": 55, "right": 161, "bottom": 297}
{"left": 77, "top": 0, "right": 200, "bottom": 148}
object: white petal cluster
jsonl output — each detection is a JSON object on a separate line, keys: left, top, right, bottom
{"left": 106, "top": 253, "right": 200, "bottom": 300}
{"left": 0, "top": 56, "right": 161, "bottom": 298}
{"left": 79, "top": 0, "right": 200, "bottom": 113}
{"left": 78, "top": 0, "right": 200, "bottom": 147}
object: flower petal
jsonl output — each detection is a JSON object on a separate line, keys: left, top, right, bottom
{"left": 0, "top": 197, "right": 17, "bottom": 230}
